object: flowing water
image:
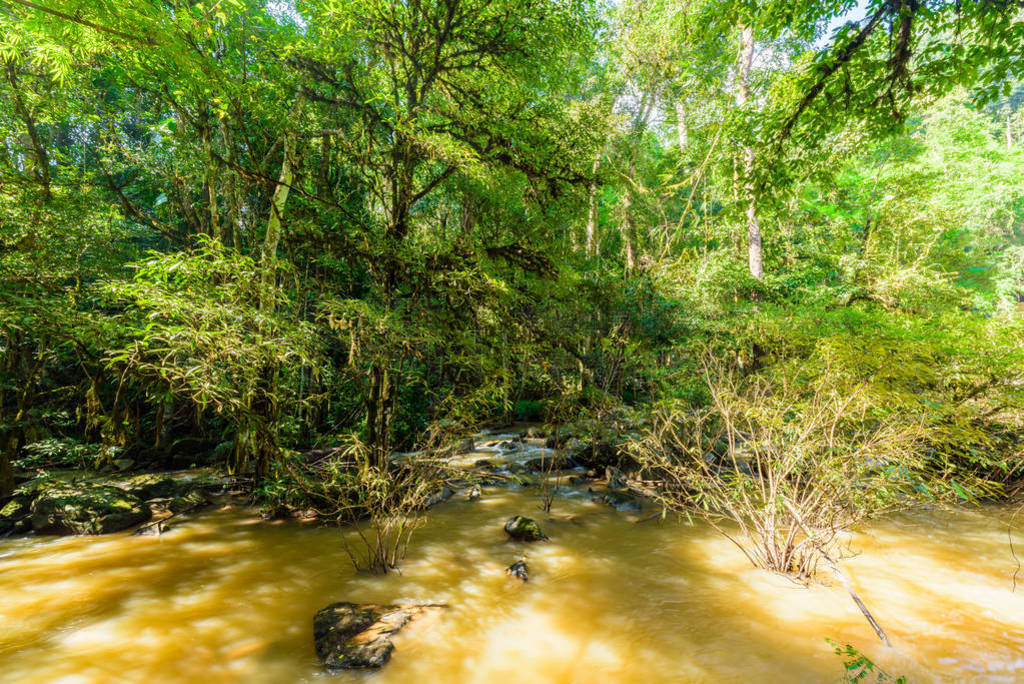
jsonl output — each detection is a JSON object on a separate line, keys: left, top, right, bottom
{"left": 2, "top": 484, "right": 1024, "bottom": 683}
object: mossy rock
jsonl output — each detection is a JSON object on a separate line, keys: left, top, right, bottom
{"left": 0, "top": 496, "right": 33, "bottom": 535}
{"left": 31, "top": 484, "right": 151, "bottom": 535}
{"left": 168, "top": 490, "right": 208, "bottom": 513}
{"left": 147, "top": 490, "right": 209, "bottom": 515}
{"left": 504, "top": 515, "right": 548, "bottom": 542}
{"left": 106, "top": 473, "right": 188, "bottom": 500}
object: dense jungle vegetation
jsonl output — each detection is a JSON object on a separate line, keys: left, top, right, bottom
{"left": 2, "top": 0, "right": 1024, "bottom": 578}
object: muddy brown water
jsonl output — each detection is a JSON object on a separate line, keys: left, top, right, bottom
{"left": 2, "top": 487, "right": 1023, "bottom": 682}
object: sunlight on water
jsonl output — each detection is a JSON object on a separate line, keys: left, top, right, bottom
{"left": 2, "top": 491, "right": 1024, "bottom": 682}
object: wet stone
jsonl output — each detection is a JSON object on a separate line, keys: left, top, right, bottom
{"left": 31, "top": 483, "right": 151, "bottom": 535}
{"left": 314, "top": 602, "right": 443, "bottom": 670}
{"left": 504, "top": 515, "right": 548, "bottom": 542}
{"left": 506, "top": 558, "right": 529, "bottom": 582}
{"left": 593, "top": 488, "right": 644, "bottom": 513}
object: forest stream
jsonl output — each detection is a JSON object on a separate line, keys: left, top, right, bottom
{"left": 2, "top": 477, "right": 1024, "bottom": 683}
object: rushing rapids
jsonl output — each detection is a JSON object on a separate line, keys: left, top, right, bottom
{"left": 2, "top": 481, "right": 1024, "bottom": 682}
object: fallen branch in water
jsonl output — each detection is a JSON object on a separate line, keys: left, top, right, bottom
{"left": 784, "top": 499, "right": 891, "bottom": 647}
{"left": 1009, "top": 504, "right": 1022, "bottom": 592}
{"left": 134, "top": 499, "right": 209, "bottom": 536}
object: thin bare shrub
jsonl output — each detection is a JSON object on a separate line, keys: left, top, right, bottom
{"left": 632, "top": 355, "right": 931, "bottom": 579}
{"left": 338, "top": 435, "right": 436, "bottom": 575}
{"left": 536, "top": 449, "right": 562, "bottom": 514}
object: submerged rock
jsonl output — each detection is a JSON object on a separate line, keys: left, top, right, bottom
{"left": 425, "top": 485, "right": 455, "bottom": 508}
{"left": 591, "top": 488, "right": 644, "bottom": 513}
{"left": 504, "top": 515, "right": 548, "bottom": 542}
{"left": 31, "top": 483, "right": 151, "bottom": 535}
{"left": 313, "top": 602, "right": 443, "bottom": 670}
{"left": 506, "top": 558, "right": 529, "bottom": 582}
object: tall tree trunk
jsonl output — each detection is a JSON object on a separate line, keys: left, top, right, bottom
{"left": 201, "top": 116, "right": 221, "bottom": 240}
{"left": 1008, "top": 113, "right": 1014, "bottom": 150}
{"left": 220, "top": 119, "right": 243, "bottom": 250}
{"left": 674, "top": 100, "right": 689, "bottom": 150}
{"left": 737, "top": 24, "right": 763, "bottom": 281}
{"left": 260, "top": 127, "right": 296, "bottom": 313}
{"left": 250, "top": 117, "right": 299, "bottom": 483}
{"left": 5, "top": 62, "right": 51, "bottom": 201}
{"left": 620, "top": 162, "right": 637, "bottom": 274}
{"left": 0, "top": 442, "right": 12, "bottom": 498}
{"left": 365, "top": 365, "right": 394, "bottom": 470}
{"left": 585, "top": 153, "right": 600, "bottom": 256}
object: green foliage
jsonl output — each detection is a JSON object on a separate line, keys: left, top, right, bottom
{"left": 1, "top": 0, "right": 1022, "bottom": 527}
{"left": 827, "top": 640, "right": 907, "bottom": 683}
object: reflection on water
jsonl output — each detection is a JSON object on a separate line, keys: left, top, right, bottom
{"left": 2, "top": 488, "right": 1024, "bottom": 683}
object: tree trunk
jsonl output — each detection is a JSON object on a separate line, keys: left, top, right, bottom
{"left": 620, "top": 160, "right": 638, "bottom": 274}
{"left": 201, "top": 116, "right": 221, "bottom": 240}
{"left": 365, "top": 364, "right": 394, "bottom": 470}
{"left": 250, "top": 113, "right": 299, "bottom": 484}
{"left": 737, "top": 24, "right": 763, "bottom": 281}
{"left": 5, "top": 62, "right": 51, "bottom": 201}
{"left": 674, "top": 100, "right": 689, "bottom": 150}
{"left": 0, "top": 444, "right": 12, "bottom": 498}
{"left": 585, "top": 153, "right": 600, "bottom": 256}
{"left": 260, "top": 127, "right": 296, "bottom": 313}
{"left": 220, "top": 119, "right": 243, "bottom": 250}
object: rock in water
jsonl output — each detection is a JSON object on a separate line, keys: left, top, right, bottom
{"left": 313, "top": 602, "right": 443, "bottom": 670}
{"left": 425, "top": 485, "right": 455, "bottom": 508}
{"left": 506, "top": 558, "right": 529, "bottom": 582}
{"left": 591, "top": 488, "right": 644, "bottom": 513}
{"left": 467, "top": 484, "right": 482, "bottom": 501}
{"left": 31, "top": 484, "right": 151, "bottom": 535}
{"left": 504, "top": 515, "right": 548, "bottom": 542}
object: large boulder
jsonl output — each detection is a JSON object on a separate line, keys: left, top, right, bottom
{"left": 504, "top": 515, "right": 548, "bottom": 542}
{"left": 106, "top": 473, "right": 189, "bottom": 500}
{"left": 314, "top": 602, "right": 443, "bottom": 670}
{"left": 31, "top": 483, "right": 151, "bottom": 535}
